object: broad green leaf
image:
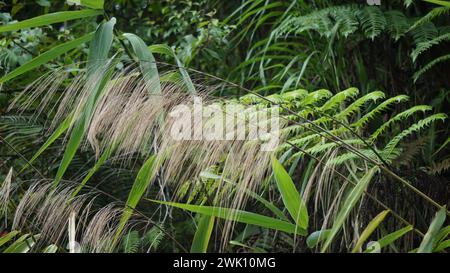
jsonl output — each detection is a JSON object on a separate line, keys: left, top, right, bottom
{"left": 434, "top": 239, "right": 450, "bottom": 252}
{"left": 0, "top": 231, "right": 20, "bottom": 247}
{"left": 352, "top": 210, "right": 389, "bottom": 253}
{"left": 418, "top": 207, "right": 446, "bottom": 253}
{"left": 150, "top": 200, "right": 304, "bottom": 235}
{"left": 124, "top": 33, "right": 161, "bottom": 94}
{"left": 3, "top": 234, "right": 39, "bottom": 253}
{"left": 71, "top": 147, "right": 111, "bottom": 198}
{"left": 365, "top": 225, "right": 413, "bottom": 253}
{"left": 114, "top": 155, "right": 159, "bottom": 244}
{"left": 306, "top": 229, "right": 331, "bottom": 248}
{"left": 42, "top": 244, "right": 58, "bottom": 253}
{"left": 321, "top": 167, "right": 378, "bottom": 252}
{"left": 191, "top": 214, "right": 215, "bottom": 253}
{"left": 54, "top": 18, "right": 115, "bottom": 187}
{"left": 271, "top": 155, "right": 308, "bottom": 230}
{"left": 0, "top": 10, "right": 102, "bottom": 33}
{"left": 20, "top": 115, "right": 72, "bottom": 173}
{"left": 0, "top": 33, "right": 94, "bottom": 83}
{"left": 199, "top": 171, "right": 288, "bottom": 221}
{"left": 67, "top": 0, "right": 104, "bottom": 9}
{"left": 149, "top": 44, "right": 196, "bottom": 93}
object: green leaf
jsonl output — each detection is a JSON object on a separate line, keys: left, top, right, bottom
{"left": 434, "top": 239, "right": 450, "bottom": 252}
{"left": 42, "top": 244, "right": 58, "bottom": 253}
{"left": 352, "top": 210, "right": 389, "bottom": 253}
{"left": 191, "top": 214, "right": 215, "bottom": 253}
{"left": 199, "top": 171, "right": 289, "bottom": 221}
{"left": 306, "top": 229, "right": 331, "bottom": 248}
{"left": 367, "top": 225, "right": 413, "bottom": 252}
{"left": 20, "top": 115, "right": 72, "bottom": 173}
{"left": 53, "top": 18, "right": 115, "bottom": 187}
{"left": 321, "top": 167, "right": 378, "bottom": 252}
{"left": 0, "top": 33, "right": 94, "bottom": 83}
{"left": 67, "top": 0, "right": 104, "bottom": 9}
{"left": 71, "top": 148, "right": 111, "bottom": 197}
{"left": 123, "top": 33, "right": 161, "bottom": 94}
{"left": 418, "top": 207, "right": 446, "bottom": 253}
{"left": 114, "top": 155, "right": 159, "bottom": 244}
{"left": 149, "top": 44, "right": 196, "bottom": 93}
{"left": 0, "top": 231, "right": 20, "bottom": 247}
{"left": 271, "top": 155, "right": 308, "bottom": 230}
{"left": 3, "top": 234, "right": 39, "bottom": 253}
{"left": 0, "top": 10, "right": 102, "bottom": 33}
{"left": 149, "top": 200, "right": 304, "bottom": 235}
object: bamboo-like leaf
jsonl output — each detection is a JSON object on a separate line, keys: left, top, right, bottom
{"left": 20, "top": 115, "right": 72, "bottom": 173}
{"left": 0, "top": 231, "right": 20, "bottom": 247}
{"left": 271, "top": 155, "right": 308, "bottom": 230}
{"left": 42, "top": 244, "right": 58, "bottom": 253}
{"left": 364, "top": 225, "right": 413, "bottom": 253}
{"left": 352, "top": 210, "right": 389, "bottom": 253}
{"left": 150, "top": 200, "right": 304, "bottom": 235}
{"left": 190, "top": 214, "right": 215, "bottom": 253}
{"left": 149, "top": 44, "right": 196, "bottom": 93}
{"left": 123, "top": 33, "right": 161, "bottom": 94}
{"left": 114, "top": 155, "right": 159, "bottom": 244}
{"left": 53, "top": 18, "right": 115, "bottom": 186}
{"left": 321, "top": 167, "right": 378, "bottom": 252}
{"left": 418, "top": 207, "right": 446, "bottom": 253}
{"left": 0, "top": 10, "right": 102, "bottom": 33}
{"left": 434, "top": 239, "right": 450, "bottom": 252}
{"left": 3, "top": 234, "right": 39, "bottom": 253}
{"left": 67, "top": 0, "right": 104, "bottom": 9}
{"left": 0, "top": 33, "right": 94, "bottom": 83}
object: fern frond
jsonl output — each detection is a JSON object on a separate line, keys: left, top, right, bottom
{"left": 413, "top": 54, "right": 450, "bottom": 82}
{"left": 359, "top": 6, "right": 387, "bottom": 40}
{"left": 335, "top": 91, "right": 385, "bottom": 121}
{"left": 410, "top": 7, "right": 450, "bottom": 30}
{"left": 411, "top": 32, "right": 450, "bottom": 62}
{"left": 426, "top": 158, "right": 450, "bottom": 175}
{"left": 351, "top": 95, "right": 409, "bottom": 129}
{"left": 370, "top": 105, "right": 433, "bottom": 140}
{"left": 384, "top": 113, "right": 447, "bottom": 155}
{"left": 410, "top": 22, "right": 439, "bottom": 44}
{"left": 320, "top": 87, "right": 359, "bottom": 112}
{"left": 385, "top": 10, "right": 410, "bottom": 41}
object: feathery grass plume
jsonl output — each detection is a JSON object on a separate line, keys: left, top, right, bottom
{"left": 12, "top": 180, "right": 93, "bottom": 250}
{"left": 9, "top": 59, "right": 289, "bottom": 248}
{"left": 0, "top": 168, "right": 14, "bottom": 227}
{"left": 80, "top": 203, "right": 141, "bottom": 253}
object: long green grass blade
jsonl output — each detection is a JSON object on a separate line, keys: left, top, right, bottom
{"left": 149, "top": 44, "right": 196, "bottom": 93}
{"left": 0, "top": 33, "right": 94, "bottom": 83}
{"left": 352, "top": 210, "right": 389, "bottom": 253}
{"left": 0, "top": 231, "right": 20, "bottom": 247}
{"left": 124, "top": 33, "right": 161, "bottom": 94}
{"left": 0, "top": 10, "right": 102, "bottom": 33}
{"left": 321, "top": 167, "right": 378, "bottom": 252}
{"left": 114, "top": 155, "right": 159, "bottom": 244}
{"left": 364, "top": 225, "right": 413, "bottom": 253}
{"left": 418, "top": 207, "right": 446, "bottom": 253}
{"left": 190, "top": 214, "right": 215, "bottom": 253}
{"left": 68, "top": 0, "right": 104, "bottom": 9}
{"left": 150, "top": 200, "right": 304, "bottom": 235}
{"left": 271, "top": 155, "right": 308, "bottom": 230}
{"left": 53, "top": 18, "right": 115, "bottom": 186}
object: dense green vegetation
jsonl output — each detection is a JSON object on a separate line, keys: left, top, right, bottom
{"left": 0, "top": 0, "right": 449, "bottom": 253}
